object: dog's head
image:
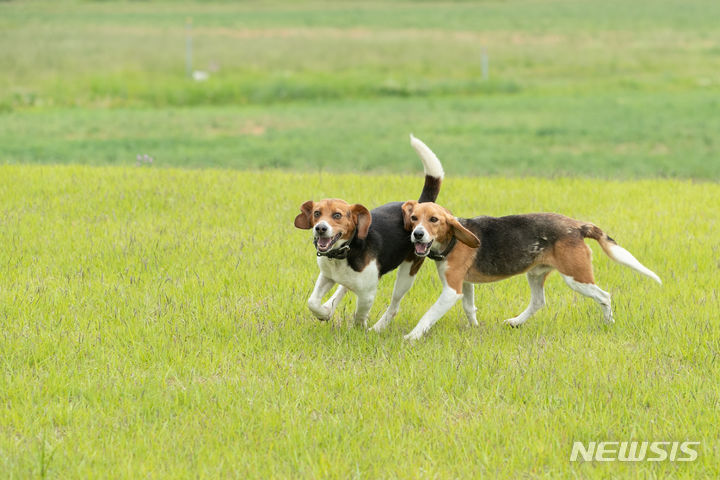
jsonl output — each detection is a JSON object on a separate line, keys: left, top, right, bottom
{"left": 294, "top": 199, "right": 371, "bottom": 254}
{"left": 401, "top": 200, "right": 479, "bottom": 257}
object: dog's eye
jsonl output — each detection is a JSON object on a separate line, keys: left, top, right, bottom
{"left": 314, "top": 211, "right": 321, "bottom": 217}
{"left": 410, "top": 215, "right": 417, "bottom": 222}
{"left": 332, "top": 213, "right": 342, "bottom": 220}
{"left": 430, "top": 217, "right": 438, "bottom": 223}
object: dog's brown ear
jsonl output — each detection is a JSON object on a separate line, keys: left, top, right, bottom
{"left": 351, "top": 204, "right": 371, "bottom": 239}
{"left": 448, "top": 216, "right": 480, "bottom": 248}
{"left": 401, "top": 200, "right": 417, "bottom": 231}
{"left": 294, "top": 200, "right": 314, "bottom": 229}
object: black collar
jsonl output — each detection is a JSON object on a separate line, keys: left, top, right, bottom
{"left": 316, "top": 229, "right": 356, "bottom": 260}
{"left": 428, "top": 236, "right": 457, "bottom": 261}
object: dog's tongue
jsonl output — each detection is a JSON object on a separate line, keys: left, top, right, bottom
{"left": 317, "top": 237, "right": 332, "bottom": 250}
{"left": 415, "top": 243, "right": 430, "bottom": 255}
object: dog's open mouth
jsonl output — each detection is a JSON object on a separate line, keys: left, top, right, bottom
{"left": 414, "top": 241, "right": 433, "bottom": 257}
{"left": 315, "top": 233, "right": 342, "bottom": 253}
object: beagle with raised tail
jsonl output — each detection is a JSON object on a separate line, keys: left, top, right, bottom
{"left": 294, "top": 136, "right": 444, "bottom": 328}
{"left": 396, "top": 201, "right": 661, "bottom": 340}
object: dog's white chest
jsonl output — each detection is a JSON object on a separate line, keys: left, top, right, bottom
{"left": 317, "top": 257, "right": 379, "bottom": 293}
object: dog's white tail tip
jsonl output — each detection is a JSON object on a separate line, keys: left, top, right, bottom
{"left": 409, "top": 134, "right": 444, "bottom": 179}
{"left": 648, "top": 271, "right": 662, "bottom": 285}
{"left": 609, "top": 244, "right": 662, "bottom": 284}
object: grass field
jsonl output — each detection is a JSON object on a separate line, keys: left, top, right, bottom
{"left": 2, "top": 91, "right": 720, "bottom": 178}
{"left": 1, "top": 165, "right": 719, "bottom": 478}
{"left": 2, "top": 0, "right": 720, "bottom": 178}
{"left": 2, "top": 0, "right": 719, "bottom": 478}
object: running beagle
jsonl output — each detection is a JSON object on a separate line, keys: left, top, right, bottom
{"left": 294, "top": 136, "right": 444, "bottom": 328}
{"left": 396, "top": 201, "right": 661, "bottom": 340}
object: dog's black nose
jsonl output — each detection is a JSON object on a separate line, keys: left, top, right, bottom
{"left": 315, "top": 224, "right": 328, "bottom": 234}
{"left": 413, "top": 230, "right": 424, "bottom": 240}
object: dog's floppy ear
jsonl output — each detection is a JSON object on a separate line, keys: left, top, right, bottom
{"left": 351, "top": 204, "right": 371, "bottom": 240}
{"left": 448, "top": 216, "right": 480, "bottom": 248}
{"left": 401, "top": 200, "right": 417, "bottom": 231}
{"left": 294, "top": 200, "right": 314, "bottom": 229}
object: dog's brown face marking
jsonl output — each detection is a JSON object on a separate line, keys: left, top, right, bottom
{"left": 310, "top": 199, "right": 355, "bottom": 238}
{"left": 403, "top": 201, "right": 453, "bottom": 243}
{"left": 294, "top": 199, "right": 371, "bottom": 253}
{"left": 402, "top": 201, "right": 479, "bottom": 256}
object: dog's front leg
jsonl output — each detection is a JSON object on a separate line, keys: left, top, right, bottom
{"left": 321, "top": 285, "right": 348, "bottom": 319}
{"left": 404, "top": 285, "right": 462, "bottom": 340}
{"left": 462, "top": 282, "right": 479, "bottom": 327}
{"left": 307, "top": 273, "right": 335, "bottom": 321}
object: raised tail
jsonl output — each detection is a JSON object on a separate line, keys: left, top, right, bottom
{"left": 410, "top": 134, "right": 444, "bottom": 203}
{"left": 581, "top": 224, "right": 662, "bottom": 284}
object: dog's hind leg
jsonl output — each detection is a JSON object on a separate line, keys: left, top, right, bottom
{"left": 370, "top": 260, "right": 419, "bottom": 332}
{"left": 505, "top": 268, "right": 551, "bottom": 327}
{"left": 322, "top": 285, "right": 348, "bottom": 319}
{"left": 553, "top": 241, "right": 614, "bottom": 323}
{"left": 561, "top": 274, "right": 613, "bottom": 323}
{"left": 462, "top": 282, "right": 478, "bottom": 327}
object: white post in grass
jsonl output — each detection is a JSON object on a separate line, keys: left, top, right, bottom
{"left": 481, "top": 46, "right": 489, "bottom": 80}
{"left": 186, "top": 17, "right": 193, "bottom": 78}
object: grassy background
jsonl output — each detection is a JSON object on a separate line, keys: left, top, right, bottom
{"left": 2, "top": 92, "right": 720, "bottom": 178}
{"left": 1, "top": 165, "right": 719, "bottom": 478}
{"left": 1, "top": 0, "right": 720, "bottom": 478}
{"left": 1, "top": 0, "right": 719, "bottom": 178}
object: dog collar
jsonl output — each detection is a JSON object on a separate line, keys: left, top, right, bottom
{"left": 316, "top": 229, "right": 356, "bottom": 260}
{"left": 428, "top": 236, "right": 457, "bottom": 261}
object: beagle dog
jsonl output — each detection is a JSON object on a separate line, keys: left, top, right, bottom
{"left": 397, "top": 201, "right": 662, "bottom": 340}
{"left": 294, "top": 136, "right": 444, "bottom": 328}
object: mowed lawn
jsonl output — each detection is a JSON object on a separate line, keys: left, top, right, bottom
{"left": 1, "top": 165, "right": 718, "bottom": 478}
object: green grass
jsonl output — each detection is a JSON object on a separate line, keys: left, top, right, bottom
{"left": 1, "top": 0, "right": 720, "bottom": 179}
{"left": 2, "top": 1, "right": 719, "bottom": 477}
{"left": 2, "top": 91, "right": 720, "bottom": 178}
{"left": 1, "top": 165, "right": 719, "bottom": 478}
{"left": 2, "top": 0, "right": 719, "bottom": 109}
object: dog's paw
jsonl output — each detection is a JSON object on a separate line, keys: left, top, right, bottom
{"left": 351, "top": 318, "right": 368, "bottom": 329}
{"left": 503, "top": 317, "right": 525, "bottom": 328}
{"left": 403, "top": 330, "right": 424, "bottom": 341}
{"left": 308, "top": 305, "right": 331, "bottom": 322}
{"left": 369, "top": 317, "right": 389, "bottom": 333}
